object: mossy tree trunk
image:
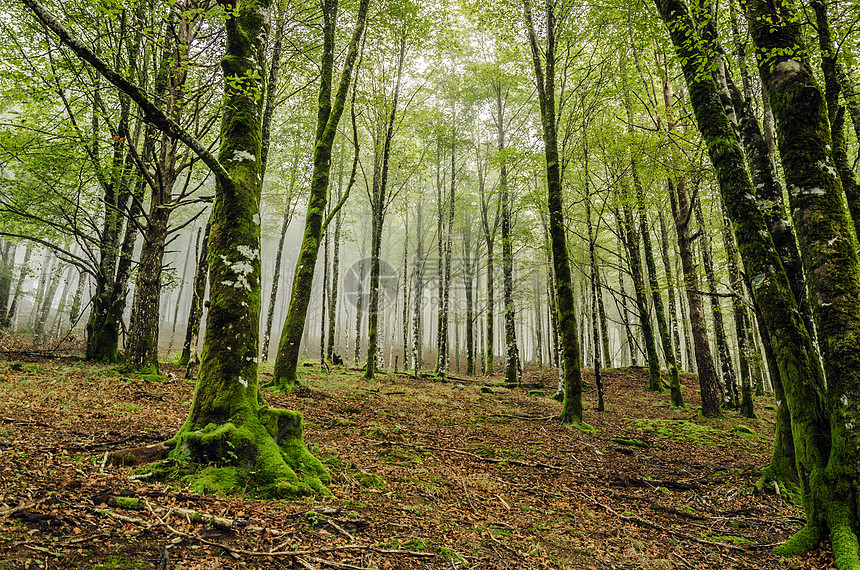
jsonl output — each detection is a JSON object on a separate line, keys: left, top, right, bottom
{"left": 669, "top": 177, "right": 722, "bottom": 417}
{"left": 636, "top": 160, "right": 682, "bottom": 405}
{"left": 720, "top": 203, "right": 755, "bottom": 418}
{"left": 479, "top": 160, "right": 500, "bottom": 374}
{"left": 658, "top": 0, "right": 860, "bottom": 563}
{"left": 585, "top": 151, "right": 605, "bottom": 412}
{"left": 464, "top": 217, "right": 475, "bottom": 376}
{"left": 658, "top": 213, "right": 683, "bottom": 370}
{"left": 813, "top": 0, "right": 860, "bottom": 241}
{"left": 493, "top": 81, "right": 521, "bottom": 386}
{"left": 658, "top": 69, "right": 722, "bottom": 416}
{"left": 694, "top": 201, "right": 736, "bottom": 407}
{"left": 619, "top": 192, "right": 662, "bottom": 393}
{"left": 746, "top": 0, "right": 860, "bottom": 562}
{"left": 174, "top": 0, "right": 328, "bottom": 496}
{"left": 524, "top": 0, "right": 584, "bottom": 424}
{"left": 23, "top": 0, "right": 330, "bottom": 497}
{"left": 365, "top": 30, "right": 406, "bottom": 381}
{"left": 272, "top": 0, "right": 370, "bottom": 389}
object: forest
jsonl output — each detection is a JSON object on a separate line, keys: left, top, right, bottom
{"left": 0, "top": 0, "right": 859, "bottom": 567}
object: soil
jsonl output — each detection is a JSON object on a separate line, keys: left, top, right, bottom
{"left": 0, "top": 350, "right": 836, "bottom": 569}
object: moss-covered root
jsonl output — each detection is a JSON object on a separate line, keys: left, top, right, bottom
{"left": 167, "top": 406, "right": 329, "bottom": 498}
{"left": 773, "top": 524, "right": 823, "bottom": 558}
{"left": 828, "top": 500, "right": 860, "bottom": 569}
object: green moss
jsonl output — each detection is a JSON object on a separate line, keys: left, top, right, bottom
{"left": 528, "top": 389, "right": 547, "bottom": 398}
{"left": 730, "top": 424, "right": 757, "bottom": 438}
{"left": 145, "top": 403, "right": 330, "bottom": 499}
{"left": 112, "top": 496, "right": 143, "bottom": 510}
{"left": 354, "top": 471, "right": 386, "bottom": 490}
{"left": 610, "top": 437, "right": 650, "bottom": 448}
{"left": 706, "top": 535, "right": 756, "bottom": 545}
{"left": 479, "top": 386, "right": 495, "bottom": 394}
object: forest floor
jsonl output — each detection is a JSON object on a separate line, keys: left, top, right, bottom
{"left": 0, "top": 346, "right": 833, "bottom": 569}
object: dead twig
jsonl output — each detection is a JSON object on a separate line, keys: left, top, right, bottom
{"left": 371, "top": 440, "right": 564, "bottom": 471}
{"left": 575, "top": 489, "right": 779, "bottom": 552}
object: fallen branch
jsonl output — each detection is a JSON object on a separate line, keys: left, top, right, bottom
{"left": 370, "top": 439, "right": 565, "bottom": 472}
{"left": 575, "top": 489, "right": 779, "bottom": 552}
{"left": 490, "top": 413, "right": 556, "bottom": 421}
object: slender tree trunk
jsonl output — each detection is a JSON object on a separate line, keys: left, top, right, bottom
{"left": 464, "top": 221, "right": 475, "bottom": 375}
{"left": 694, "top": 202, "right": 736, "bottom": 407}
{"left": 33, "top": 262, "right": 64, "bottom": 344}
{"left": 180, "top": 221, "right": 209, "bottom": 368}
{"left": 263, "top": 201, "right": 295, "bottom": 361}
{"left": 658, "top": 213, "right": 682, "bottom": 370}
{"left": 635, "top": 156, "right": 683, "bottom": 406}
{"left": 0, "top": 241, "right": 14, "bottom": 323}
{"left": 586, "top": 165, "right": 605, "bottom": 412}
{"left": 524, "top": 0, "right": 584, "bottom": 423}
{"left": 168, "top": 231, "right": 196, "bottom": 353}
{"left": 4, "top": 245, "right": 30, "bottom": 329}
{"left": 721, "top": 202, "right": 755, "bottom": 418}
{"left": 273, "top": 0, "right": 370, "bottom": 389}
{"left": 327, "top": 209, "right": 342, "bottom": 361}
{"left": 411, "top": 202, "right": 424, "bottom": 375}
{"left": 68, "top": 268, "right": 87, "bottom": 329}
{"left": 619, "top": 197, "right": 662, "bottom": 392}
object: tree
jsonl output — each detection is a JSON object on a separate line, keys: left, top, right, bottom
{"left": 272, "top": 0, "right": 371, "bottom": 390}
{"left": 523, "top": 0, "right": 584, "bottom": 424}
{"left": 656, "top": 0, "right": 860, "bottom": 562}
{"left": 22, "top": 0, "right": 329, "bottom": 496}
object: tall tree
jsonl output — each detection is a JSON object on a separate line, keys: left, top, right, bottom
{"left": 23, "top": 0, "right": 329, "bottom": 495}
{"left": 272, "top": 0, "right": 371, "bottom": 390}
{"left": 524, "top": 0, "right": 584, "bottom": 424}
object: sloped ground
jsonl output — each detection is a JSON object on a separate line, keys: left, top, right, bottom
{"left": 0, "top": 352, "right": 833, "bottom": 569}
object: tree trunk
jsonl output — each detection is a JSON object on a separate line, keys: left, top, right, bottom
{"left": 0, "top": 241, "right": 14, "bottom": 324}
{"left": 124, "top": 204, "right": 170, "bottom": 373}
{"left": 619, "top": 197, "right": 662, "bottom": 393}
{"left": 670, "top": 179, "right": 722, "bottom": 417}
{"left": 33, "top": 262, "right": 64, "bottom": 344}
{"left": 3, "top": 245, "right": 29, "bottom": 329}
{"left": 635, "top": 156, "right": 683, "bottom": 406}
{"left": 658, "top": 0, "right": 860, "bottom": 560}
{"left": 524, "top": 0, "right": 584, "bottom": 423}
{"left": 68, "top": 267, "right": 87, "bottom": 329}
{"left": 272, "top": 0, "right": 370, "bottom": 389}
{"left": 327, "top": 208, "right": 342, "bottom": 361}
{"left": 464, "top": 220, "right": 475, "bottom": 375}
{"left": 694, "top": 201, "right": 736, "bottom": 407}
{"left": 166, "top": 0, "right": 328, "bottom": 496}
{"left": 365, "top": 31, "right": 405, "bottom": 380}
{"left": 411, "top": 202, "right": 424, "bottom": 375}
{"left": 585, "top": 163, "right": 605, "bottom": 412}
{"left": 168, "top": 232, "right": 196, "bottom": 353}
{"left": 721, "top": 202, "right": 755, "bottom": 418}
{"left": 657, "top": 213, "right": 682, "bottom": 371}
{"left": 180, "top": 221, "right": 210, "bottom": 368}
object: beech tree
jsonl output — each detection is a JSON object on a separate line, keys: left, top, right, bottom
{"left": 272, "top": 0, "right": 370, "bottom": 390}
{"left": 656, "top": 0, "right": 860, "bottom": 562}
{"left": 22, "top": 0, "right": 329, "bottom": 495}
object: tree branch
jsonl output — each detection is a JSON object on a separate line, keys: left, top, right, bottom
{"left": 20, "top": 0, "right": 233, "bottom": 194}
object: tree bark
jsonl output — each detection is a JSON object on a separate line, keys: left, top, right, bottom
{"left": 179, "top": 221, "right": 210, "bottom": 368}
{"left": 273, "top": 0, "right": 370, "bottom": 389}
{"left": 524, "top": 0, "right": 584, "bottom": 423}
